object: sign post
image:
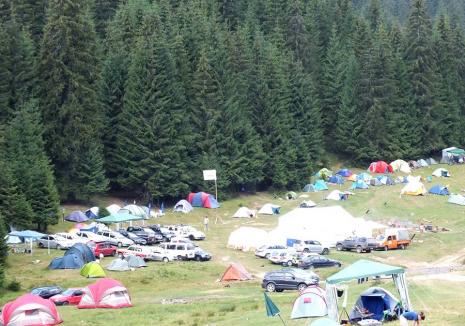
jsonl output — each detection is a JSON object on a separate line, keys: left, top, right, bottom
{"left": 203, "top": 170, "right": 218, "bottom": 200}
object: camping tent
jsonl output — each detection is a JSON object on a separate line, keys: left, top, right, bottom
{"left": 286, "top": 191, "right": 297, "bottom": 200}
{"left": 325, "top": 260, "right": 411, "bottom": 322}
{"left": 448, "top": 194, "right": 465, "bottom": 206}
{"left": 118, "top": 205, "right": 148, "bottom": 218}
{"left": 441, "top": 147, "right": 465, "bottom": 164}
{"left": 173, "top": 200, "right": 193, "bottom": 213}
{"left": 303, "top": 184, "right": 316, "bottom": 192}
{"left": 107, "top": 258, "right": 130, "bottom": 272}
{"left": 377, "top": 175, "right": 394, "bottom": 186}
{"left": 408, "top": 160, "right": 420, "bottom": 169}
{"left": 310, "top": 318, "right": 340, "bottom": 326}
{"left": 428, "top": 185, "right": 449, "bottom": 196}
{"left": 233, "top": 207, "right": 256, "bottom": 218}
{"left": 4, "top": 235, "right": 22, "bottom": 244}
{"left": 227, "top": 227, "right": 268, "bottom": 251}
{"left": 349, "top": 287, "right": 400, "bottom": 321}
{"left": 106, "top": 204, "right": 121, "bottom": 215}
{"left": 0, "top": 294, "right": 62, "bottom": 326}
{"left": 432, "top": 168, "right": 450, "bottom": 177}
{"left": 65, "top": 211, "right": 88, "bottom": 223}
{"left": 328, "top": 175, "right": 344, "bottom": 185}
{"left": 369, "top": 178, "right": 383, "bottom": 186}
{"left": 347, "top": 174, "right": 357, "bottom": 182}
{"left": 125, "top": 255, "right": 147, "bottom": 268}
{"left": 400, "top": 182, "right": 426, "bottom": 196}
{"left": 351, "top": 180, "right": 369, "bottom": 190}
{"left": 78, "top": 278, "right": 132, "bottom": 309}
{"left": 426, "top": 158, "right": 438, "bottom": 165}
{"left": 80, "top": 262, "right": 106, "bottom": 278}
{"left": 65, "top": 243, "right": 95, "bottom": 263}
{"left": 85, "top": 207, "right": 99, "bottom": 219}
{"left": 336, "top": 169, "right": 353, "bottom": 177}
{"left": 326, "top": 190, "right": 348, "bottom": 201}
{"left": 291, "top": 286, "right": 328, "bottom": 319}
{"left": 187, "top": 192, "right": 220, "bottom": 208}
{"left": 300, "top": 200, "right": 317, "bottom": 208}
{"left": 389, "top": 160, "right": 411, "bottom": 174}
{"left": 258, "top": 204, "right": 281, "bottom": 215}
{"left": 417, "top": 159, "right": 428, "bottom": 167}
{"left": 49, "top": 253, "right": 85, "bottom": 270}
{"left": 220, "top": 262, "right": 252, "bottom": 282}
{"left": 314, "top": 180, "right": 328, "bottom": 191}
{"left": 356, "top": 173, "right": 372, "bottom": 182}
{"left": 316, "top": 168, "right": 333, "bottom": 180}
{"left": 368, "top": 161, "right": 393, "bottom": 174}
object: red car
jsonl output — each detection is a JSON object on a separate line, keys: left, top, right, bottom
{"left": 50, "top": 288, "right": 84, "bottom": 306}
{"left": 88, "top": 241, "right": 117, "bottom": 258}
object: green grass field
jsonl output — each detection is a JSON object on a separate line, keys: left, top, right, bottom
{"left": 3, "top": 164, "right": 465, "bottom": 325}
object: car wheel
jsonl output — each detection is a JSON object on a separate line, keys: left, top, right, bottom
{"left": 286, "top": 260, "right": 293, "bottom": 267}
{"left": 61, "top": 301, "right": 69, "bottom": 306}
{"left": 38, "top": 242, "right": 44, "bottom": 248}
{"left": 162, "top": 257, "right": 169, "bottom": 263}
{"left": 400, "top": 244, "right": 406, "bottom": 250}
{"left": 117, "top": 242, "right": 122, "bottom": 248}
{"left": 336, "top": 244, "right": 343, "bottom": 251}
{"left": 276, "top": 289, "right": 284, "bottom": 292}
{"left": 189, "top": 235, "right": 195, "bottom": 241}
{"left": 56, "top": 244, "right": 61, "bottom": 250}
{"left": 384, "top": 246, "right": 389, "bottom": 251}
{"left": 177, "top": 255, "right": 184, "bottom": 261}
{"left": 195, "top": 256, "right": 201, "bottom": 262}
{"left": 322, "top": 248, "right": 329, "bottom": 255}
{"left": 303, "top": 248, "right": 309, "bottom": 253}
{"left": 337, "top": 263, "right": 342, "bottom": 267}
{"left": 265, "top": 253, "right": 270, "bottom": 259}
{"left": 356, "top": 246, "right": 362, "bottom": 254}
{"left": 297, "top": 283, "right": 307, "bottom": 292}
{"left": 266, "top": 283, "right": 276, "bottom": 292}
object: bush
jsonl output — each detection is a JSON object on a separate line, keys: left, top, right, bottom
{"left": 218, "top": 303, "right": 236, "bottom": 313}
{"left": 7, "top": 280, "right": 21, "bottom": 292}
{"left": 98, "top": 207, "right": 110, "bottom": 218}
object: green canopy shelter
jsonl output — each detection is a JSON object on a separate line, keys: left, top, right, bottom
{"left": 325, "top": 260, "right": 411, "bottom": 322}
{"left": 97, "top": 213, "right": 142, "bottom": 224}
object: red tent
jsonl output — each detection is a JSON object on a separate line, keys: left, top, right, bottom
{"left": 368, "top": 161, "right": 393, "bottom": 174}
{"left": 187, "top": 192, "right": 220, "bottom": 208}
{"left": 78, "top": 278, "right": 132, "bottom": 309}
{"left": 221, "top": 262, "right": 253, "bottom": 282}
{"left": 1, "top": 294, "right": 62, "bottom": 326}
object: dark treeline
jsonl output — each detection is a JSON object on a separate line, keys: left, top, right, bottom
{"left": 0, "top": 0, "right": 465, "bottom": 235}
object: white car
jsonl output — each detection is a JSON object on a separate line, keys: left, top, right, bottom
{"left": 116, "top": 245, "right": 155, "bottom": 260}
{"left": 37, "top": 235, "right": 73, "bottom": 250}
{"left": 158, "top": 242, "right": 196, "bottom": 260}
{"left": 55, "top": 232, "right": 87, "bottom": 245}
{"left": 75, "top": 231, "right": 107, "bottom": 243}
{"left": 179, "top": 226, "right": 205, "bottom": 240}
{"left": 96, "top": 230, "right": 134, "bottom": 247}
{"left": 255, "top": 245, "right": 292, "bottom": 259}
{"left": 149, "top": 247, "right": 177, "bottom": 262}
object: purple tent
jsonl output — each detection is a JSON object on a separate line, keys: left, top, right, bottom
{"left": 65, "top": 211, "right": 89, "bottom": 223}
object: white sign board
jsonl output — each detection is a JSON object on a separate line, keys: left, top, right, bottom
{"left": 203, "top": 170, "right": 217, "bottom": 181}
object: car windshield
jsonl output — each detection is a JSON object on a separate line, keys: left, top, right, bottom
{"left": 61, "top": 289, "right": 76, "bottom": 296}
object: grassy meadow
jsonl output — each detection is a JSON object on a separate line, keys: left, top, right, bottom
{"left": 3, "top": 163, "right": 465, "bottom": 325}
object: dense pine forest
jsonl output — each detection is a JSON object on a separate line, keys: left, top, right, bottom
{"left": 0, "top": 0, "right": 465, "bottom": 232}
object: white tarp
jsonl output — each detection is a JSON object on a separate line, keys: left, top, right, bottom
{"left": 227, "top": 227, "right": 268, "bottom": 251}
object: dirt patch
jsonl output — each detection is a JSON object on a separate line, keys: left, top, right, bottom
{"left": 411, "top": 273, "right": 465, "bottom": 282}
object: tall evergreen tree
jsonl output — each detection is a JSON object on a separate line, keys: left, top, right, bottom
{"left": 39, "top": 0, "right": 107, "bottom": 200}
{"left": 93, "top": 0, "right": 120, "bottom": 38}
{"left": 11, "top": 0, "right": 47, "bottom": 45}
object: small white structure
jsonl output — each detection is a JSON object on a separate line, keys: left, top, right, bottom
{"left": 227, "top": 227, "right": 268, "bottom": 251}
{"left": 173, "top": 200, "right": 193, "bottom": 214}
{"left": 291, "top": 286, "right": 328, "bottom": 319}
{"left": 118, "top": 205, "right": 147, "bottom": 218}
{"left": 106, "top": 204, "right": 121, "bottom": 215}
{"left": 325, "top": 190, "right": 346, "bottom": 201}
{"left": 233, "top": 207, "right": 256, "bottom": 218}
{"left": 432, "top": 168, "right": 450, "bottom": 177}
{"left": 300, "top": 200, "right": 317, "bottom": 208}
{"left": 258, "top": 203, "right": 281, "bottom": 215}
{"left": 390, "top": 159, "right": 411, "bottom": 174}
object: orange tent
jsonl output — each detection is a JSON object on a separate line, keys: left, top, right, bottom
{"left": 221, "top": 262, "right": 253, "bottom": 282}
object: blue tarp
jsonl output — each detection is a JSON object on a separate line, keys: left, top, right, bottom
{"left": 428, "top": 185, "right": 449, "bottom": 196}
{"left": 9, "top": 230, "right": 45, "bottom": 240}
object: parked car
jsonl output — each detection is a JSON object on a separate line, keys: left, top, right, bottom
{"left": 126, "top": 226, "right": 157, "bottom": 244}
{"left": 149, "top": 225, "right": 175, "bottom": 242}
{"left": 193, "top": 248, "right": 212, "bottom": 261}
{"left": 268, "top": 251, "right": 298, "bottom": 266}
{"left": 293, "top": 240, "right": 330, "bottom": 255}
{"left": 149, "top": 247, "right": 177, "bottom": 262}
{"left": 262, "top": 268, "right": 319, "bottom": 292}
{"left": 55, "top": 232, "right": 88, "bottom": 245}
{"left": 96, "top": 230, "right": 134, "bottom": 247}
{"left": 255, "top": 245, "right": 290, "bottom": 259}
{"left": 75, "top": 231, "right": 107, "bottom": 243}
{"left": 37, "top": 235, "right": 73, "bottom": 250}
{"left": 50, "top": 288, "right": 84, "bottom": 306}
{"left": 376, "top": 229, "right": 412, "bottom": 251}
{"left": 118, "top": 230, "right": 147, "bottom": 245}
{"left": 176, "top": 225, "right": 206, "bottom": 240}
{"left": 336, "top": 237, "right": 378, "bottom": 253}
{"left": 116, "top": 245, "right": 155, "bottom": 260}
{"left": 158, "top": 242, "right": 196, "bottom": 260}
{"left": 87, "top": 241, "right": 117, "bottom": 258}
{"left": 31, "top": 286, "right": 63, "bottom": 299}
{"left": 297, "top": 255, "right": 342, "bottom": 269}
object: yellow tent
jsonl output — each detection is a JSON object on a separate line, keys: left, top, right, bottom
{"left": 400, "top": 182, "right": 426, "bottom": 196}
{"left": 347, "top": 174, "right": 357, "bottom": 182}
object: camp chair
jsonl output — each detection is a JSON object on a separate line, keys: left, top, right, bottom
{"left": 353, "top": 306, "right": 374, "bottom": 321}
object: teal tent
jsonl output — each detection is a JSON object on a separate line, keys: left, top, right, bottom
{"left": 325, "top": 260, "right": 411, "bottom": 322}
{"left": 97, "top": 213, "right": 142, "bottom": 224}
{"left": 314, "top": 180, "right": 328, "bottom": 191}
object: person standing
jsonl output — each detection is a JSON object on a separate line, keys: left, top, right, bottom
{"left": 204, "top": 216, "right": 209, "bottom": 231}
{"left": 400, "top": 311, "right": 425, "bottom": 326}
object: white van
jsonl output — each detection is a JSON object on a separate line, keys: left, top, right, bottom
{"left": 158, "top": 242, "right": 196, "bottom": 260}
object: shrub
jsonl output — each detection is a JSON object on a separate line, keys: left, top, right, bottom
{"left": 7, "top": 280, "right": 21, "bottom": 291}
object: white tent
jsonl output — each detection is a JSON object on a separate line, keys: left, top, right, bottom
{"left": 4, "top": 235, "right": 22, "bottom": 244}
{"left": 233, "top": 207, "right": 256, "bottom": 218}
{"left": 258, "top": 203, "right": 281, "bottom": 215}
{"left": 106, "top": 204, "right": 121, "bottom": 215}
{"left": 448, "top": 194, "right": 465, "bottom": 206}
{"left": 326, "top": 190, "right": 345, "bottom": 201}
{"left": 227, "top": 227, "right": 268, "bottom": 251}
{"left": 432, "top": 168, "right": 450, "bottom": 177}
{"left": 390, "top": 160, "right": 411, "bottom": 174}
{"left": 291, "top": 286, "right": 328, "bottom": 319}
{"left": 118, "top": 205, "right": 147, "bottom": 218}
{"left": 406, "top": 175, "right": 421, "bottom": 183}
{"left": 173, "top": 200, "right": 193, "bottom": 213}
{"left": 300, "top": 200, "right": 316, "bottom": 208}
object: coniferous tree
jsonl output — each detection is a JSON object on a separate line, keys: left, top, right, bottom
{"left": 93, "top": 0, "right": 120, "bottom": 38}
{"left": 11, "top": 0, "right": 46, "bottom": 45}
{"left": 39, "top": 0, "right": 107, "bottom": 199}
{"left": 0, "top": 212, "right": 6, "bottom": 288}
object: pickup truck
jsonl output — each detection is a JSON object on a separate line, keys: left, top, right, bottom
{"left": 336, "top": 237, "right": 377, "bottom": 253}
{"left": 376, "top": 228, "right": 413, "bottom": 251}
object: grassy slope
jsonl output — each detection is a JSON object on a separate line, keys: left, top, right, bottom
{"left": 4, "top": 164, "right": 465, "bottom": 325}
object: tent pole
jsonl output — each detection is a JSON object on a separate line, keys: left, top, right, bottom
{"left": 277, "top": 313, "right": 287, "bottom": 326}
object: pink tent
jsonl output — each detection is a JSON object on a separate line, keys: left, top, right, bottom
{"left": 1, "top": 294, "right": 62, "bottom": 326}
{"left": 78, "top": 278, "right": 132, "bottom": 309}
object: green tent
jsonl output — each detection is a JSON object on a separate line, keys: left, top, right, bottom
{"left": 447, "top": 148, "right": 465, "bottom": 155}
{"left": 286, "top": 191, "right": 297, "bottom": 200}
{"left": 316, "top": 168, "right": 333, "bottom": 180}
{"left": 97, "top": 212, "right": 142, "bottom": 224}
{"left": 80, "top": 262, "right": 106, "bottom": 278}
{"left": 326, "top": 259, "right": 404, "bottom": 285}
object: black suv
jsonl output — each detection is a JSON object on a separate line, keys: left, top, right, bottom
{"left": 126, "top": 226, "right": 159, "bottom": 244}
{"left": 336, "top": 237, "right": 378, "bottom": 253}
{"left": 31, "top": 285, "right": 63, "bottom": 298}
{"left": 261, "top": 268, "right": 319, "bottom": 292}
